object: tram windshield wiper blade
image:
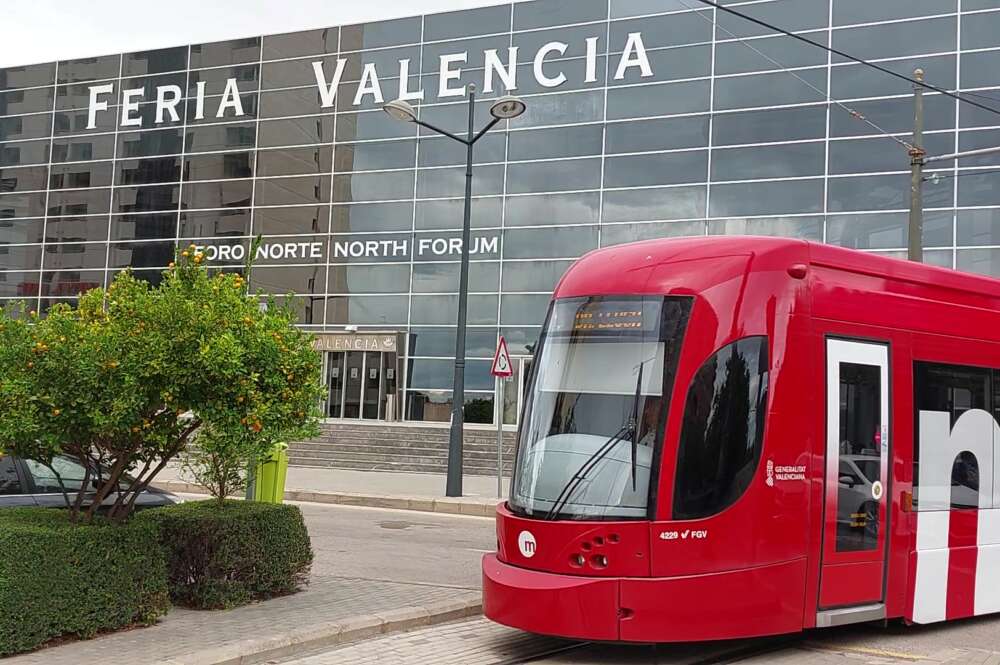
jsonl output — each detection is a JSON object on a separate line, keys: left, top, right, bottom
{"left": 542, "top": 357, "right": 652, "bottom": 521}
{"left": 543, "top": 423, "right": 631, "bottom": 521}
{"left": 629, "top": 360, "right": 644, "bottom": 492}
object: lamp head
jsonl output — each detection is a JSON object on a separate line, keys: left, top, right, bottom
{"left": 383, "top": 99, "right": 418, "bottom": 123}
{"left": 490, "top": 96, "right": 527, "bottom": 120}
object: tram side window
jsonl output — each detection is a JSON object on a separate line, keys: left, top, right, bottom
{"left": 913, "top": 362, "right": 991, "bottom": 510}
{"left": 673, "top": 336, "right": 769, "bottom": 521}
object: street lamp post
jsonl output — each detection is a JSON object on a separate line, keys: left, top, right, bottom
{"left": 384, "top": 86, "right": 526, "bottom": 497}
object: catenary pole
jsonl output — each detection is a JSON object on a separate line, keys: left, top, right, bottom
{"left": 908, "top": 69, "right": 926, "bottom": 263}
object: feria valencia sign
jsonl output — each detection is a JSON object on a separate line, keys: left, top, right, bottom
{"left": 86, "top": 33, "right": 654, "bottom": 129}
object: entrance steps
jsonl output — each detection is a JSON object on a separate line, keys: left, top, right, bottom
{"left": 288, "top": 421, "right": 518, "bottom": 475}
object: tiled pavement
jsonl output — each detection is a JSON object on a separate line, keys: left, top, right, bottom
{"left": 6, "top": 577, "right": 479, "bottom": 665}
{"left": 273, "top": 618, "right": 1000, "bottom": 665}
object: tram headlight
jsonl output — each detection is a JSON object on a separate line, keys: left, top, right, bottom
{"left": 569, "top": 553, "right": 585, "bottom": 568}
{"left": 591, "top": 554, "right": 609, "bottom": 569}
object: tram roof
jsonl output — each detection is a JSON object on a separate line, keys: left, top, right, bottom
{"left": 567, "top": 236, "right": 1000, "bottom": 302}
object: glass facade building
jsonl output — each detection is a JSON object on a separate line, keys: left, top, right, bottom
{"left": 2, "top": 0, "right": 1000, "bottom": 424}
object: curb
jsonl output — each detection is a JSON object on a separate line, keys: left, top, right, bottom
{"left": 150, "top": 596, "right": 483, "bottom": 665}
{"left": 157, "top": 481, "right": 500, "bottom": 518}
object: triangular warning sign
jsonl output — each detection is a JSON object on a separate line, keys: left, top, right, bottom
{"left": 491, "top": 336, "right": 514, "bottom": 377}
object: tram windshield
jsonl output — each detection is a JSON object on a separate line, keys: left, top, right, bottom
{"left": 510, "top": 296, "right": 692, "bottom": 520}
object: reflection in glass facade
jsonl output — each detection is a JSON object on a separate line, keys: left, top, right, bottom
{"left": 2, "top": 0, "right": 1000, "bottom": 421}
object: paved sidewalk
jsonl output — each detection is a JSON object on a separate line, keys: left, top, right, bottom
{"left": 156, "top": 465, "right": 509, "bottom": 517}
{"left": 7, "top": 578, "right": 480, "bottom": 665}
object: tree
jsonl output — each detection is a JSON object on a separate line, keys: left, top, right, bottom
{"left": 0, "top": 247, "right": 323, "bottom": 523}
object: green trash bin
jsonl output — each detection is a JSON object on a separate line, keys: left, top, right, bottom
{"left": 253, "top": 442, "right": 289, "bottom": 503}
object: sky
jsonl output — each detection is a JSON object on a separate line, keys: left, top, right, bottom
{"left": 0, "top": 0, "right": 520, "bottom": 68}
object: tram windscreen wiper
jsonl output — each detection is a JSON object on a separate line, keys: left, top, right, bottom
{"left": 629, "top": 359, "right": 644, "bottom": 492}
{"left": 543, "top": 423, "right": 631, "bottom": 521}
{"left": 543, "top": 358, "right": 649, "bottom": 521}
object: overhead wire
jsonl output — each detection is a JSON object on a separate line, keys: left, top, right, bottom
{"left": 676, "top": 0, "right": 916, "bottom": 152}
{"left": 924, "top": 168, "right": 1000, "bottom": 182}
{"left": 693, "top": 0, "right": 1000, "bottom": 119}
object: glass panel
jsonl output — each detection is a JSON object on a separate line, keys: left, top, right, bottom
{"left": 184, "top": 152, "right": 254, "bottom": 181}
{"left": 607, "top": 80, "right": 710, "bottom": 120}
{"left": 715, "top": 33, "right": 828, "bottom": 76}
{"left": 407, "top": 391, "right": 495, "bottom": 424}
{"left": 0, "top": 140, "right": 50, "bottom": 168}
{"left": 504, "top": 192, "right": 600, "bottom": 227}
{"left": 343, "top": 352, "right": 364, "bottom": 419}
{"left": 0, "top": 63, "right": 56, "bottom": 91}
{"left": 514, "top": 0, "right": 607, "bottom": 30}
{"left": 115, "top": 184, "right": 180, "bottom": 214}
{"left": 262, "top": 28, "right": 339, "bottom": 61}
{"left": 715, "top": 69, "right": 826, "bottom": 110}
{"left": 257, "top": 205, "right": 330, "bottom": 236}
{"left": 717, "top": 0, "right": 828, "bottom": 38}
{"left": 508, "top": 158, "right": 601, "bottom": 194}
{"left": 603, "top": 186, "right": 706, "bottom": 223}
{"left": 190, "top": 37, "right": 261, "bottom": 68}
{"left": 326, "top": 295, "right": 409, "bottom": 325}
{"left": 0, "top": 455, "right": 22, "bottom": 494}
{"left": 424, "top": 5, "right": 511, "bottom": 41}
{"left": 24, "top": 456, "right": 89, "bottom": 493}
{"left": 0, "top": 165, "right": 48, "bottom": 193}
{"left": 612, "top": 10, "right": 711, "bottom": 49}
{"left": 0, "top": 113, "right": 52, "bottom": 143}
{"left": 713, "top": 142, "right": 824, "bottom": 181}
{"left": 834, "top": 0, "right": 954, "bottom": 25}
{"left": 363, "top": 352, "right": 382, "bottom": 419}
{"left": 832, "top": 16, "right": 955, "bottom": 62}
{"left": 710, "top": 179, "right": 824, "bottom": 217}
{"left": 259, "top": 115, "right": 336, "bottom": 148}
{"left": 832, "top": 55, "right": 954, "bottom": 101}
{"left": 607, "top": 116, "right": 710, "bottom": 154}
{"left": 673, "top": 336, "right": 770, "bottom": 520}
{"left": 331, "top": 202, "right": 412, "bottom": 233}
{"left": 602, "top": 221, "right": 707, "bottom": 246}
{"left": 123, "top": 47, "right": 188, "bottom": 76}
{"left": 913, "top": 362, "right": 991, "bottom": 509}
{"left": 835, "top": 362, "right": 882, "bottom": 553}
{"left": 327, "top": 264, "right": 410, "bottom": 294}
{"left": 714, "top": 105, "right": 827, "bottom": 145}
{"left": 605, "top": 151, "right": 708, "bottom": 187}
{"left": 512, "top": 296, "right": 692, "bottom": 520}
{"left": 0, "top": 88, "right": 54, "bottom": 116}
{"left": 415, "top": 197, "right": 502, "bottom": 230}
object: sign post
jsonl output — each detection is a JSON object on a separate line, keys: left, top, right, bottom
{"left": 491, "top": 337, "right": 514, "bottom": 498}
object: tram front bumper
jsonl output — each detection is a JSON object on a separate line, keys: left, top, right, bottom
{"left": 483, "top": 553, "right": 808, "bottom": 642}
{"left": 482, "top": 553, "right": 621, "bottom": 641}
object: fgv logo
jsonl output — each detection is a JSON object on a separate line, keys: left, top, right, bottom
{"left": 518, "top": 530, "right": 537, "bottom": 559}
{"left": 912, "top": 409, "right": 1000, "bottom": 625}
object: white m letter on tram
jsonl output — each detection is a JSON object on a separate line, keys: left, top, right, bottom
{"left": 913, "top": 409, "right": 999, "bottom": 624}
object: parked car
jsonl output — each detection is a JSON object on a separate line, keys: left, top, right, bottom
{"left": 0, "top": 453, "right": 182, "bottom": 509}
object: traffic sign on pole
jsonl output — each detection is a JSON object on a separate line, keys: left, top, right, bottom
{"left": 491, "top": 336, "right": 513, "bottom": 378}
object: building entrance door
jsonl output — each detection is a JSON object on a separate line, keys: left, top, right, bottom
{"left": 325, "top": 351, "right": 398, "bottom": 421}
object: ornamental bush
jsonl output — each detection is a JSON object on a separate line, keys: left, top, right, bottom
{"left": 0, "top": 246, "right": 323, "bottom": 524}
{"left": 139, "top": 499, "right": 313, "bottom": 610}
{"left": 0, "top": 508, "right": 170, "bottom": 656}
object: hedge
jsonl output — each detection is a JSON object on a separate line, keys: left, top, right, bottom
{"left": 0, "top": 508, "right": 170, "bottom": 656}
{"left": 139, "top": 500, "right": 313, "bottom": 610}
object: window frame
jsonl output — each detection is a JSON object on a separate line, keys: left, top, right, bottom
{"left": 0, "top": 455, "right": 28, "bottom": 496}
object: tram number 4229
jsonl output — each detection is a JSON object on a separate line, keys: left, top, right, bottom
{"left": 659, "top": 529, "right": 709, "bottom": 541}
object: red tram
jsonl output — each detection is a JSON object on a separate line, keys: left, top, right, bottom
{"left": 483, "top": 236, "right": 1000, "bottom": 642}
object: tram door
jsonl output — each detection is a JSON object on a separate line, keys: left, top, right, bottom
{"left": 819, "top": 339, "right": 891, "bottom": 616}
